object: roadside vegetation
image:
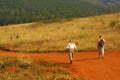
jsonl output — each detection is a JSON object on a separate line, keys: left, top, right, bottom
{"left": 0, "top": 56, "right": 79, "bottom": 80}
{"left": 0, "top": 13, "right": 120, "bottom": 52}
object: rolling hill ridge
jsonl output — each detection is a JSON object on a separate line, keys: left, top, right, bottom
{"left": 0, "top": 0, "right": 120, "bottom": 26}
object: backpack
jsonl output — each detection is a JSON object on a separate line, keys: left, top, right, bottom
{"left": 98, "top": 39, "right": 104, "bottom": 47}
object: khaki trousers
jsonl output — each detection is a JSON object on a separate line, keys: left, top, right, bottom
{"left": 68, "top": 49, "right": 74, "bottom": 62}
{"left": 98, "top": 46, "right": 104, "bottom": 57}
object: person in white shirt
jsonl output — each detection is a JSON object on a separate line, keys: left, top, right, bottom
{"left": 66, "top": 40, "right": 77, "bottom": 64}
{"left": 97, "top": 35, "right": 105, "bottom": 59}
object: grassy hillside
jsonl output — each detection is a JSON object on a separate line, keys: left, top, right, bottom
{"left": 0, "top": 13, "right": 120, "bottom": 52}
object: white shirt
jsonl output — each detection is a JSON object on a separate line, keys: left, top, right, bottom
{"left": 66, "top": 42, "right": 77, "bottom": 49}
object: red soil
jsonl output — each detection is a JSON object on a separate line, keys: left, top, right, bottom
{"left": 0, "top": 49, "right": 120, "bottom": 80}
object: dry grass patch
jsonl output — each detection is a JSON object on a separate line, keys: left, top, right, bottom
{"left": 0, "top": 13, "right": 120, "bottom": 52}
{"left": 0, "top": 56, "right": 79, "bottom": 80}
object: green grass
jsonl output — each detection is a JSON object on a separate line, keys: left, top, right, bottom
{"left": 53, "top": 69, "right": 69, "bottom": 75}
{"left": 39, "top": 60, "right": 59, "bottom": 67}
{"left": 0, "top": 56, "right": 79, "bottom": 80}
{"left": 0, "top": 13, "right": 120, "bottom": 52}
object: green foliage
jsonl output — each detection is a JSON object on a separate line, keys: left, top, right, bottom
{"left": 57, "top": 77, "right": 69, "bottom": 80}
{"left": 0, "top": 56, "right": 14, "bottom": 68}
{"left": 0, "top": 0, "right": 119, "bottom": 26}
{"left": 53, "top": 69, "right": 69, "bottom": 75}
{"left": 0, "top": 57, "right": 77, "bottom": 80}
{"left": 17, "top": 58, "right": 33, "bottom": 69}
{"left": 39, "top": 60, "right": 59, "bottom": 67}
{"left": 0, "top": 61, "right": 5, "bottom": 69}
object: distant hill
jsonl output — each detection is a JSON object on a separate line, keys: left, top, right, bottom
{"left": 0, "top": 0, "right": 120, "bottom": 26}
{"left": 84, "top": 0, "right": 120, "bottom": 7}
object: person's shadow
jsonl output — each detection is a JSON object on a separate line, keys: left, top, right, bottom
{"left": 74, "top": 57, "right": 98, "bottom": 61}
{"left": 59, "top": 57, "right": 98, "bottom": 67}
{"left": 58, "top": 57, "right": 98, "bottom": 68}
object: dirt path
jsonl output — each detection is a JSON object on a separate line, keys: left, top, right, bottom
{"left": 0, "top": 49, "right": 120, "bottom": 80}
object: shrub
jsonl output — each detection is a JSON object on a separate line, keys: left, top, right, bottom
{"left": 57, "top": 77, "right": 69, "bottom": 80}
{"left": 17, "top": 58, "right": 33, "bottom": 69}
{"left": 53, "top": 69, "right": 69, "bottom": 75}
{"left": 109, "top": 20, "right": 117, "bottom": 27}
{"left": 0, "top": 61, "right": 5, "bottom": 69}
{"left": 0, "top": 56, "right": 13, "bottom": 69}
{"left": 39, "top": 60, "right": 59, "bottom": 67}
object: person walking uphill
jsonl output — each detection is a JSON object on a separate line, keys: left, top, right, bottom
{"left": 66, "top": 40, "right": 77, "bottom": 64}
{"left": 97, "top": 35, "right": 105, "bottom": 59}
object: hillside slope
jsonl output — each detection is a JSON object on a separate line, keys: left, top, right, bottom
{"left": 0, "top": 13, "right": 120, "bottom": 52}
{"left": 85, "top": 0, "right": 120, "bottom": 7}
{"left": 1, "top": 0, "right": 120, "bottom": 25}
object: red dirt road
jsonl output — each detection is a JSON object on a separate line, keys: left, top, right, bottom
{"left": 0, "top": 49, "right": 120, "bottom": 80}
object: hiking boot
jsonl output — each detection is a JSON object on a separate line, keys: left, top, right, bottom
{"left": 97, "top": 57, "right": 100, "bottom": 59}
{"left": 70, "top": 61, "right": 72, "bottom": 64}
{"left": 102, "top": 57, "right": 104, "bottom": 59}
